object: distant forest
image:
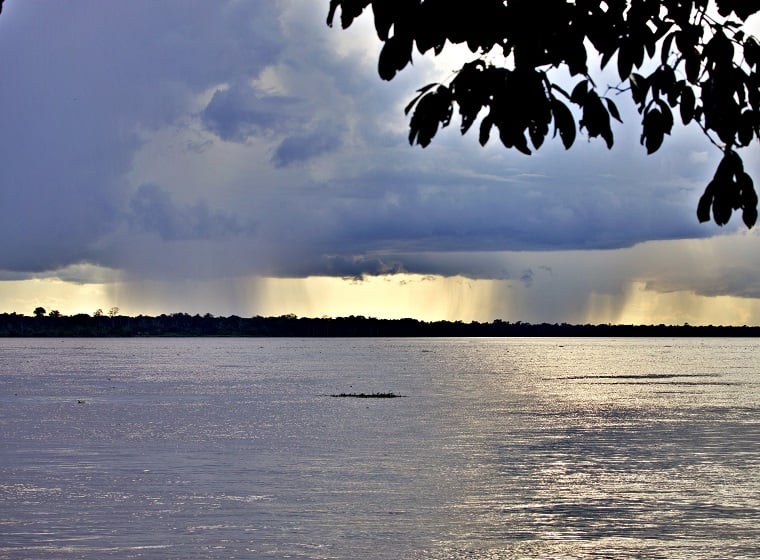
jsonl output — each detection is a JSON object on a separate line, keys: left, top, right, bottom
{"left": 0, "top": 312, "right": 758, "bottom": 337}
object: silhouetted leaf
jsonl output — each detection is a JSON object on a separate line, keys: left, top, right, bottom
{"left": 570, "top": 80, "right": 589, "bottom": 105}
{"left": 618, "top": 42, "right": 633, "bottom": 81}
{"left": 551, "top": 99, "right": 576, "bottom": 149}
{"left": 580, "top": 91, "right": 613, "bottom": 149}
{"left": 415, "top": 22, "right": 445, "bottom": 55}
{"left": 656, "top": 99, "right": 674, "bottom": 133}
{"left": 604, "top": 98, "right": 623, "bottom": 123}
{"left": 684, "top": 50, "right": 701, "bottom": 84}
{"left": 497, "top": 122, "right": 529, "bottom": 154}
{"left": 513, "top": 131, "right": 531, "bottom": 155}
{"left": 716, "top": 149, "right": 744, "bottom": 178}
{"left": 712, "top": 188, "right": 733, "bottom": 226}
{"left": 737, "top": 110, "right": 755, "bottom": 146}
{"left": 631, "top": 36, "right": 646, "bottom": 69}
{"left": 679, "top": 86, "right": 696, "bottom": 124}
{"left": 600, "top": 48, "right": 614, "bottom": 71}
{"left": 743, "top": 206, "right": 758, "bottom": 228}
{"left": 528, "top": 104, "right": 552, "bottom": 149}
{"left": 644, "top": 28, "right": 658, "bottom": 59}
{"left": 459, "top": 108, "right": 480, "bottom": 135}
{"left": 739, "top": 171, "right": 757, "bottom": 208}
{"left": 378, "top": 35, "right": 413, "bottom": 81}
{"left": 327, "top": 0, "right": 339, "bottom": 26}
{"left": 565, "top": 33, "right": 589, "bottom": 76}
{"left": 408, "top": 86, "right": 452, "bottom": 147}
{"left": 652, "top": 66, "right": 677, "bottom": 104}
{"left": 600, "top": 124, "right": 614, "bottom": 149}
{"left": 451, "top": 60, "right": 490, "bottom": 135}
{"left": 327, "top": 0, "right": 370, "bottom": 29}
{"left": 661, "top": 31, "right": 676, "bottom": 65}
{"left": 479, "top": 114, "right": 493, "bottom": 146}
{"left": 404, "top": 83, "right": 438, "bottom": 115}
{"left": 667, "top": 79, "right": 684, "bottom": 107}
{"left": 529, "top": 118, "right": 548, "bottom": 150}
{"left": 630, "top": 73, "right": 649, "bottom": 106}
{"left": 371, "top": 0, "right": 394, "bottom": 41}
{"left": 697, "top": 182, "right": 715, "bottom": 223}
{"left": 641, "top": 107, "right": 665, "bottom": 154}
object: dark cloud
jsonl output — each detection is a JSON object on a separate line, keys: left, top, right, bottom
{"left": 0, "top": 1, "right": 284, "bottom": 275}
{"left": 286, "top": 254, "right": 407, "bottom": 279}
{"left": 278, "top": 139, "right": 711, "bottom": 262}
{"left": 201, "top": 85, "right": 301, "bottom": 142}
{"left": 272, "top": 127, "right": 344, "bottom": 167}
{"left": 128, "top": 184, "right": 255, "bottom": 241}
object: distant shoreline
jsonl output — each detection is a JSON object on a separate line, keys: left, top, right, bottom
{"left": 1, "top": 313, "right": 758, "bottom": 337}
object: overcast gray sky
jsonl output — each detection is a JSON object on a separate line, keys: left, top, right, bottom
{"left": 1, "top": 1, "right": 759, "bottom": 324}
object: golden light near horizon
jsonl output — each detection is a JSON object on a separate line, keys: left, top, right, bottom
{"left": 3, "top": 228, "right": 760, "bottom": 325}
{"left": 254, "top": 274, "right": 497, "bottom": 322}
{"left": 586, "top": 282, "right": 760, "bottom": 327}
{"left": 0, "top": 278, "right": 114, "bottom": 317}
{"left": 4, "top": 271, "right": 760, "bottom": 326}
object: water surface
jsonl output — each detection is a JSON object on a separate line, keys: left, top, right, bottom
{"left": 1, "top": 337, "right": 758, "bottom": 558}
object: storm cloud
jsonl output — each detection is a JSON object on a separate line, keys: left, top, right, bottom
{"left": 0, "top": 1, "right": 758, "bottom": 318}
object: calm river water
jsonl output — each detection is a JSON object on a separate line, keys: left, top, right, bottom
{"left": 0, "top": 337, "right": 758, "bottom": 559}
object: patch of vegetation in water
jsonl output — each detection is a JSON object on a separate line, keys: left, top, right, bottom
{"left": 330, "top": 392, "right": 403, "bottom": 398}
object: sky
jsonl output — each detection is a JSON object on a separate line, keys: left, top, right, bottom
{"left": 0, "top": 1, "right": 759, "bottom": 325}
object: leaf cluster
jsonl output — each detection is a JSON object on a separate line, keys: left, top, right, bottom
{"left": 328, "top": 0, "right": 760, "bottom": 228}
{"left": 697, "top": 149, "right": 757, "bottom": 227}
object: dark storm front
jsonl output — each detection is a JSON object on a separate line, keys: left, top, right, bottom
{"left": 0, "top": 338, "right": 758, "bottom": 559}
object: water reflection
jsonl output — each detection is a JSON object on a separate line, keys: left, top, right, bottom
{"left": 415, "top": 338, "right": 759, "bottom": 558}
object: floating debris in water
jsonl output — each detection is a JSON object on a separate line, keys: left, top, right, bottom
{"left": 330, "top": 392, "right": 403, "bottom": 398}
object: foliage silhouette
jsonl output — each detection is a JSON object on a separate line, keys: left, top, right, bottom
{"left": 2, "top": 312, "right": 760, "bottom": 337}
{"left": 327, "top": 0, "right": 760, "bottom": 228}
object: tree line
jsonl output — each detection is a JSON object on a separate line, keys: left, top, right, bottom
{"left": 0, "top": 311, "right": 758, "bottom": 337}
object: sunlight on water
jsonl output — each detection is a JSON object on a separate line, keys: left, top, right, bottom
{"left": 0, "top": 338, "right": 758, "bottom": 558}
